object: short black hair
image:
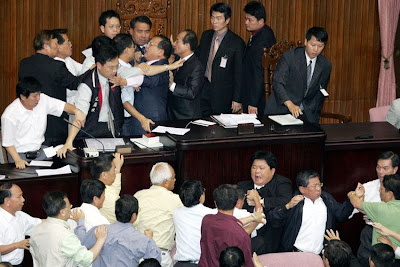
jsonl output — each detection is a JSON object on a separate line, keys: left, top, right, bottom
{"left": 244, "top": 1, "right": 266, "bottom": 21}
{"left": 306, "top": 27, "right": 328, "bottom": 44}
{"left": 323, "top": 240, "right": 352, "bottom": 267}
{"left": 42, "top": 191, "right": 67, "bottom": 217}
{"left": 213, "top": 184, "right": 238, "bottom": 210}
{"left": 138, "top": 258, "right": 161, "bottom": 267}
{"left": 182, "top": 30, "right": 198, "bottom": 52}
{"left": 16, "top": 77, "right": 42, "bottom": 99}
{"left": 236, "top": 187, "right": 246, "bottom": 200}
{"left": 91, "top": 36, "right": 114, "bottom": 61}
{"left": 95, "top": 44, "right": 119, "bottom": 65}
{"left": 80, "top": 179, "right": 105, "bottom": 204}
{"left": 219, "top": 246, "right": 245, "bottom": 267}
{"left": 33, "top": 30, "right": 54, "bottom": 51}
{"left": 0, "top": 182, "right": 13, "bottom": 205}
{"left": 370, "top": 243, "right": 395, "bottom": 267}
{"left": 114, "top": 33, "right": 134, "bottom": 55}
{"left": 155, "top": 35, "right": 172, "bottom": 59}
{"left": 52, "top": 29, "right": 68, "bottom": 45}
{"left": 130, "top": 15, "right": 152, "bottom": 30}
{"left": 250, "top": 150, "right": 277, "bottom": 169}
{"left": 115, "top": 195, "right": 139, "bottom": 223}
{"left": 382, "top": 173, "right": 400, "bottom": 200}
{"left": 210, "top": 2, "right": 231, "bottom": 19}
{"left": 90, "top": 153, "right": 114, "bottom": 179}
{"left": 99, "top": 10, "right": 121, "bottom": 27}
{"left": 378, "top": 151, "right": 400, "bottom": 167}
{"left": 179, "top": 180, "right": 203, "bottom": 207}
{"left": 296, "top": 169, "right": 320, "bottom": 188}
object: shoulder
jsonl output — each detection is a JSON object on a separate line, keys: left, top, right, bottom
{"left": 226, "top": 30, "right": 245, "bottom": 45}
{"left": 200, "top": 30, "right": 214, "bottom": 39}
{"left": 274, "top": 173, "right": 292, "bottom": 184}
{"left": 2, "top": 99, "right": 20, "bottom": 118}
{"left": 237, "top": 180, "right": 253, "bottom": 190}
{"left": 317, "top": 53, "right": 331, "bottom": 67}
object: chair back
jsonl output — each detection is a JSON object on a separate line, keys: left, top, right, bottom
{"left": 369, "top": 105, "right": 391, "bottom": 122}
{"left": 258, "top": 252, "right": 324, "bottom": 267}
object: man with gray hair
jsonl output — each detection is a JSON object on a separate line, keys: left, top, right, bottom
{"left": 134, "top": 162, "right": 183, "bottom": 267}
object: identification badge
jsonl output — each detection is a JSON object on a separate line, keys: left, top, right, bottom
{"left": 320, "top": 88, "right": 329, "bottom": 96}
{"left": 220, "top": 56, "right": 227, "bottom": 68}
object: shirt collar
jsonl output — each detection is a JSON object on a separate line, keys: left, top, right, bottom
{"left": 214, "top": 29, "right": 228, "bottom": 39}
{"left": 251, "top": 25, "right": 265, "bottom": 36}
{"left": 183, "top": 53, "right": 194, "bottom": 61}
{"left": 119, "top": 58, "right": 131, "bottom": 67}
{"left": 54, "top": 57, "right": 66, "bottom": 62}
{"left": 0, "top": 207, "right": 14, "bottom": 222}
{"left": 97, "top": 70, "right": 108, "bottom": 85}
{"left": 147, "top": 59, "right": 161, "bottom": 65}
{"left": 80, "top": 203, "right": 101, "bottom": 212}
{"left": 305, "top": 52, "right": 317, "bottom": 65}
{"left": 254, "top": 184, "right": 265, "bottom": 190}
{"left": 150, "top": 184, "right": 170, "bottom": 192}
{"left": 47, "top": 217, "right": 70, "bottom": 228}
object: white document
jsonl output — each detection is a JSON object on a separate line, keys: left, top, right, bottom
{"left": 36, "top": 165, "right": 72, "bottom": 176}
{"left": 268, "top": 114, "right": 304, "bottom": 125}
{"left": 130, "top": 138, "right": 164, "bottom": 148}
{"left": 212, "top": 113, "right": 262, "bottom": 128}
{"left": 152, "top": 126, "right": 190, "bottom": 135}
{"left": 30, "top": 160, "right": 53, "bottom": 167}
{"left": 191, "top": 119, "right": 216, "bottom": 127}
{"left": 43, "top": 144, "right": 65, "bottom": 158}
{"left": 85, "top": 138, "right": 125, "bottom": 152}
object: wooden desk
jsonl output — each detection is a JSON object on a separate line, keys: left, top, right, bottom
{"left": 322, "top": 122, "right": 400, "bottom": 252}
{"left": 164, "top": 115, "right": 326, "bottom": 206}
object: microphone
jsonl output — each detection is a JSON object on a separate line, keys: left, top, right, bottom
{"left": 63, "top": 118, "right": 105, "bottom": 153}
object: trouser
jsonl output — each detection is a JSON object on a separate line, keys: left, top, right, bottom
{"left": 357, "top": 225, "right": 373, "bottom": 267}
{"left": 174, "top": 261, "right": 198, "bottom": 266}
{"left": 7, "top": 145, "right": 49, "bottom": 163}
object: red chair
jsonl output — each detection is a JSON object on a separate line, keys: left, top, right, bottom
{"left": 257, "top": 252, "right": 324, "bottom": 267}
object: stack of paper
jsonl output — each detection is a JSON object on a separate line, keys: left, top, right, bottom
{"left": 268, "top": 114, "right": 303, "bottom": 125}
{"left": 152, "top": 126, "right": 190, "bottom": 135}
{"left": 211, "top": 114, "right": 262, "bottom": 128}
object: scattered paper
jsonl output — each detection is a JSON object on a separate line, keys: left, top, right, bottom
{"left": 30, "top": 160, "right": 53, "bottom": 167}
{"left": 85, "top": 138, "right": 125, "bottom": 152}
{"left": 43, "top": 145, "right": 66, "bottom": 157}
{"left": 36, "top": 165, "right": 72, "bottom": 176}
{"left": 268, "top": 114, "right": 303, "bottom": 125}
{"left": 152, "top": 126, "right": 190, "bottom": 136}
{"left": 212, "top": 113, "right": 262, "bottom": 128}
{"left": 130, "top": 138, "right": 164, "bottom": 148}
{"left": 191, "top": 119, "right": 216, "bottom": 127}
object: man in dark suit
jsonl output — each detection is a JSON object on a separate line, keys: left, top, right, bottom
{"left": 242, "top": 1, "right": 276, "bottom": 115}
{"left": 168, "top": 30, "right": 204, "bottom": 120}
{"left": 19, "top": 30, "right": 86, "bottom": 145}
{"left": 129, "top": 15, "right": 152, "bottom": 64}
{"left": 198, "top": 2, "right": 245, "bottom": 116}
{"left": 128, "top": 35, "right": 171, "bottom": 135}
{"left": 237, "top": 150, "right": 292, "bottom": 254}
{"left": 265, "top": 27, "right": 332, "bottom": 124}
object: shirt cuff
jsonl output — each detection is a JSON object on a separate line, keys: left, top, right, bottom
{"left": 169, "top": 82, "right": 176, "bottom": 92}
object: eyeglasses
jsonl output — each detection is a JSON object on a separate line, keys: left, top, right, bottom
{"left": 308, "top": 183, "right": 323, "bottom": 189}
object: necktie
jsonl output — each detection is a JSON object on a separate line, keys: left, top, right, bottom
{"left": 207, "top": 37, "right": 219, "bottom": 82}
{"left": 140, "top": 46, "right": 146, "bottom": 54}
{"left": 306, "top": 60, "right": 312, "bottom": 89}
{"left": 105, "top": 81, "right": 115, "bottom": 137}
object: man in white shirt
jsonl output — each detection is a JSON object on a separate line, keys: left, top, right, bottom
{"left": 351, "top": 151, "right": 399, "bottom": 266}
{"left": 90, "top": 153, "right": 124, "bottom": 223}
{"left": 134, "top": 162, "right": 183, "bottom": 267}
{"left": 1, "top": 77, "right": 85, "bottom": 168}
{"left": 75, "top": 179, "right": 109, "bottom": 231}
{"left": 0, "top": 182, "right": 42, "bottom": 266}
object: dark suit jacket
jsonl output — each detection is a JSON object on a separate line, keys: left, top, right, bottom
{"left": 134, "top": 58, "right": 169, "bottom": 121}
{"left": 242, "top": 25, "right": 276, "bottom": 114}
{"left": 198, "top": 29, "right": 245, "bottom": 114}
{"left": 265, "top": 46, "right": 332, "bottom": 123}
{"left": 267, "top": 190, "right": 353, "bottom": 252}
{"left": 18, "top": 53, "right": 85, "bottom": 144}
{"left": 237, "top": 174, "right": 292, "bottom": 253}
{"left": 168, "top": 54, "right": 205, "bottom": 120}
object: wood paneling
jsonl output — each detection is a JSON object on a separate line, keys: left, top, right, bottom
{"left": 0, "top": 0, "right": 380, "bottom": 123}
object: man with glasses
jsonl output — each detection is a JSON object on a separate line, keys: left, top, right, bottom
{"left": 267, "top": 170, "right": 356, "bottom": 254}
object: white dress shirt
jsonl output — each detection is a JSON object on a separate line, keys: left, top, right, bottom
{"left": 1, "top": 93, "right": 65, "bottom": 152}
{"left": 119, "top": 59, "right": 144, "bottom": 117}
{"left": 233, "top": 207, "right": 263, "bottom": 238}
{"left": 77, "top": 203, "right": 109, "bottom": 231}
{"left": 169, "top": 53, "right": 194, "bottom": 92}
{"left": 54, "top": 56, "right": 83, "bottom": 105}
{"left": 0, "top": 207, "right": 41, "bottom": 265}
{"left": 173, "top": 203, "right": 216, "bottom": 261}
{"left": 294, "top": 197, "right": 327, "bottom": 254}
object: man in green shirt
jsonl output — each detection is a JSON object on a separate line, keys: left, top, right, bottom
{"left": 349, "top": 174, "right": 400, "bottom": 260}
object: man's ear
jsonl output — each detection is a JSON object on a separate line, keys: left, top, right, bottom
{"left": 299, "top": 186, "right": 306, "bottom": 195}
{"left": 100, "top": 25, "right": 105, "bottom": 34}
{"left": 130, "top": 213, "right": 137, "bottom": 223}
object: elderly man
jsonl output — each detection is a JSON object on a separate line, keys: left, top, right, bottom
{"left": 350, "top": 151, "right": 399, "bottom": 266}
{"left": 349, "top": 174, "right": 400, "bottom": 261}
{"left": 134, "top": 162, "right": 183, "bottom": 267}
{"left": 0, "top": 183, "right": 42, "bottom": 266}
{"left": 30, "top": 191, "right": 108, "bottom": 267}
{"left": 199, "top": 184, "right": 253, "bottom": 267}
{"left": 168, "top": 30, "right": 204, "bottom": 120}
{"left": 1, "top": 77, "right": 85, "bottom": 168}
{"left": 89, "top": 153, "right": 124, "bottom": 223}
{"left": 268, "top": 170, "right": 356, "bottom": 254}
{"left": 76, "top": 194, "right": 161, "bottom": 267}
{"left": 237, "top": 150, "right": 292, "bottom": 253}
